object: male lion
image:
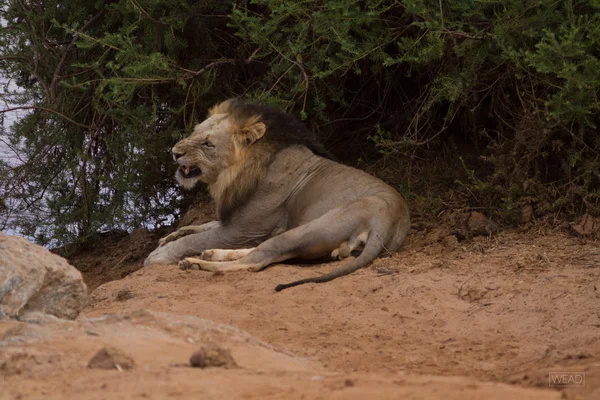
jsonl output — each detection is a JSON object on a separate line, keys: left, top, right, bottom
{"left": 144, "top": 99, "right": 410, "bottom": 291}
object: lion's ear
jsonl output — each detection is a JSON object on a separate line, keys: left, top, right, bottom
{"left": 235, "top": 120, "right": 266, "bottom": 147}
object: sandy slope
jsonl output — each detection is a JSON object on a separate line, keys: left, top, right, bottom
{"left": 1, "top": 229, "right": 599, "bottom": 399}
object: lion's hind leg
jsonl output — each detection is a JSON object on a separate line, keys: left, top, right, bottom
{"left": 183, "top": 201, "right": 373, "bottom": 274}
{"left": 178, "top": 199, "right": 378, "bottom": 275}
{"left": 177, "top": 253, "right": 278, "bottom": 273}
{"left": 178, "top": 247, "right": 258, "bottom": 271}
{"left": 330, "top": 231, "right": 368, "bottom": 260}
{"left": 201, "top": 248, "right": 255, "bottom": 261}
{"left": 179, "top": 257, "right": 254, "bottom": 272}
{"left": 178, "top": 248, "right": 256, "bottom": 271}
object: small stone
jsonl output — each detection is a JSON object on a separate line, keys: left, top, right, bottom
{"left": 114, "top": 289, "right": 134, "bottom": 302}
{"left": 88, "top": 346, "right": 134, "bottom": 370}
{"left": 189, "top": 343, "right": 237, "bottom": 369}
{"left": 571, "top": 214, "right": 599, "bottom": 236}
{"left": 520, "top": 204, "right": 534, "bottom": 225}
{"left": 17, "top": 311, "right": 61, "bottom": 324}
{"left": 466, "top": 211, "right": 499, "bottom": 236}
{"left": 443, "top": 235, "right": 459, "bottom": 252}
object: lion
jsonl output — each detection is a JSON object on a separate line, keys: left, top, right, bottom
{"left": 144, "top": 98, "right": 410, "bottom": 291}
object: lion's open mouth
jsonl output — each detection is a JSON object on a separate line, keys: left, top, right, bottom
{"left": 178, "top": 164, "right": 201, "bottom": 178}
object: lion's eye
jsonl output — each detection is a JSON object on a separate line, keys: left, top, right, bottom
{"left": 202, "top": 141, "right": 215, "bottom": 149}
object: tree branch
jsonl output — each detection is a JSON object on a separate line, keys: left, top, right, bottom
{"left": 175, "top": 58, "right": 236, "bottom": 78}
{"left": 49, "top": 12, "right": 104, "bottom": 103}
{"left": 1, "top": 106, "right": 90, "bottom": 129}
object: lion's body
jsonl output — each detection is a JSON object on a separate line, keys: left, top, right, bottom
{"left": 144, "top": 99, "right": 410, "bottom": 290}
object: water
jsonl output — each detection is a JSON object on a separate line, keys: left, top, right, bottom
{"left": 0, "top": 11, "right": 175, "bottom": 241}
{"left": 0, "top": 15, "right": 21, "bottom": 168}
{"left": 1, "top": 78, "right": 30, "bottom": 237}
{"left": 1, "top": 85, "right": 24, "bottom": 166}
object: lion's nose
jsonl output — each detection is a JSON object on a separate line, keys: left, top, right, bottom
{"left": 172, "top": 151, "right": 184, "bottom": 161}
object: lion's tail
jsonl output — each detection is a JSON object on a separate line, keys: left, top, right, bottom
{"left": 274, "top": 226, "right": 387, "bottom": 292}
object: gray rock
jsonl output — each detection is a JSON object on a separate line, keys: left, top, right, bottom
{"left": 0, "top": 233, "right": 87, "bottom": 320}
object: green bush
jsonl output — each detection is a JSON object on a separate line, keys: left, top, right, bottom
{"left": 1, "top": 0, "right": 599, "bottom": 245}
{"left": 225, "top": 0, "right": 600, "bottom": 218}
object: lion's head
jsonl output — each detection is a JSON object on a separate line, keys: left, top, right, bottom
{"left": 172, "top": 98, "right": 267, "bottom": 189}
{"left": 171, "top": 98, "right": 332, "bottom": 223}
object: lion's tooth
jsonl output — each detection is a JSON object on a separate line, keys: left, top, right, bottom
{"left": 184, "top": 166, "right": 190, "bottom": 175}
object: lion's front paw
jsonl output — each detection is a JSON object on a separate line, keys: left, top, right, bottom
{"left": 158, "top": 231, "right": 182, "bottom": 247}
{"left": 159, "top": 226, "right": 201, "bottom": 247}
{"left": 178, "top": 258, "right": 201, "bottom": 270}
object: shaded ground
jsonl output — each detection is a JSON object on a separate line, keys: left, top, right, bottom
{"left": 2, "top": 219, "right": 599, "bottom": 399}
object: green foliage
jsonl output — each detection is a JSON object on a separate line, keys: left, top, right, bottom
{"left": 229, "top": 0, "right": 600, "bottom": 218}
{"left": 229, "top": 0, "right": 397, "bottom": 112}
{"left": 1, "top": 0, "right": 599, "bottom": 245}
{"left": 0, "top": 0, "right": 239, "bottom": 244}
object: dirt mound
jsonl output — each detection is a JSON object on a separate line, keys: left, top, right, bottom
{"left": 64, "top": 228, "right": 160, "bottom": 290}
{"left": 79, "top": 229, "right": 599, "bottom": 399}
{"left": 63, "top": 194, "right": 215, "bottom": 291}
{"left": 5, "top": 211, "right": 597, "bottom": 399}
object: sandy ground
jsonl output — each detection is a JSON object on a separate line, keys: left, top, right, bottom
{"left": 1, "top": 227, "right": 599, "bottom": 399}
